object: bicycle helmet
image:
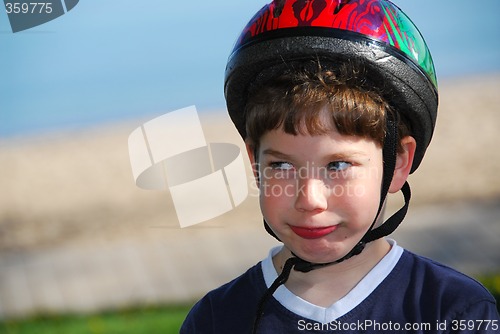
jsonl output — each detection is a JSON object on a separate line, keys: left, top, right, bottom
{"left": 225, "top": 0, "right": 438, "bottom": 173}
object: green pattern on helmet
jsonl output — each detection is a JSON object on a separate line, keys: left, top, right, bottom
{"left": 381, "top": 2, "right": 437, "bottom": 88}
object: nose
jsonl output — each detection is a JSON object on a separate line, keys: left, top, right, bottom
{"left": 294, "top": 177, "right": 328, "bottom": 213}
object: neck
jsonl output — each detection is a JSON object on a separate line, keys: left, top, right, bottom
{"left": 273, "top": 239, "right": 391, "bottom": 307}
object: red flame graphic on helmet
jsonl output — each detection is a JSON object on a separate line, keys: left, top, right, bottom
{"left": 234, "top": 0, "right": 437, "bottom": 89}
{"left": 238, "top": 0, "right": 387, "bottom": 46}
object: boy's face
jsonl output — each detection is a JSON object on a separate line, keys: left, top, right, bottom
{"left": 250, "top": 123, "right": 384, "bottom": 264}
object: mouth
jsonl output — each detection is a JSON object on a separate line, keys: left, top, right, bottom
{"left": 290, "top": 225, "right": 339, "bottom": 239}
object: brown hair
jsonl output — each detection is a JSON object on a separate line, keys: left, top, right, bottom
{"left": 245, "top": 61, "right": 409, "bottom": 153}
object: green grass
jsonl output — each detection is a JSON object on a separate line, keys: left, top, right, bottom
{"left": 1, "top": 274, "right": 499, "bottom": 334}
{"left": 478, "top": 273, "right": 500, "bottom": 313}
{"left": 0, "top": 304, "right": 193, "bottom": 334}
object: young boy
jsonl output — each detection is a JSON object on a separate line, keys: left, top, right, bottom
{"left": 181, "top": 1, "right": 500, "bottom": 333}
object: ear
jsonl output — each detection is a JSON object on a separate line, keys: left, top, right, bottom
{"left": 245, "top": 140, "right": 259, "bottom": 183}
{"left": 389, "top": 136, "right": 416, "bottom": 193}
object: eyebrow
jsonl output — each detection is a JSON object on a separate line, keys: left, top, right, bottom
{"left": 261, "top": 148, "right": 294, "bottom": 160}
{"left": 261, "top": 148, "right": 368, "bottom": 161}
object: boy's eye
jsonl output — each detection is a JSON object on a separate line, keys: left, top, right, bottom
{"left": 269, "top": 161, "right": 294, "bottom": 171}
{"left": 328, "top": 161, "right": 351, "bottom": 172}
{"left": 266, "top": 161, "right": 296, "bottom": 179}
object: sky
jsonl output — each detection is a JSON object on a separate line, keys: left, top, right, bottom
{"left": 1, "top": 0, "right": 499, "bottom": 137}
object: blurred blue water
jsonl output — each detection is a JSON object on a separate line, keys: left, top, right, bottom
{"left": 1, "top": 0, "right": 499, "bottom": 138}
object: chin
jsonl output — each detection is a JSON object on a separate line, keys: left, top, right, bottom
{"left": 291, "top": 239, "right": 352, "bottom": 264}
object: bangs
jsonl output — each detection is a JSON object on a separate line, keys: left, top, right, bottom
{"left": 245, "top": 64, "right": 390, "bottom": 148}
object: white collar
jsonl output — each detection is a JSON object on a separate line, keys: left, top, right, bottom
{"left": 261, "top": 239, "right": 403, "bottom": 324}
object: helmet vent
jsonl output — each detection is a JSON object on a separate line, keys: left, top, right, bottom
{"left": 334, "top": 0, "right": 349, "bottom": 14}
{"left": 273, "top": 0, "right": 286, "bottom": 18}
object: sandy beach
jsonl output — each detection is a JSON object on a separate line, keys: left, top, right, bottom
{"left": 0, "top": 74, "right": 499, "bottom": 318}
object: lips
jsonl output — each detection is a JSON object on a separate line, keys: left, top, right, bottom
{"left": 290, "top": 225, "right": 338, "bottom": 239}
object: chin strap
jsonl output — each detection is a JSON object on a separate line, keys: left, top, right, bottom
{"left": 253, "top": 115, "right": 413, "bottom": 333}
{"left": 252, "top": 256, "right": 301, "bottom": 333}
{"left": 364, "top": 181, "right": 411, "bottom": 243}
{"left": 252, "top": 242, "right": 367, "bottom": 333}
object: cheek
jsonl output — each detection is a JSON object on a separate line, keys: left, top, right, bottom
{"left": 258, "top": 179, "right": 296, "bottom": 220}
{"left": 259, "top": 179, "right": 290, "bottom": 202}
{"left": 328, "top": 175, "right": 382, "bottom": 222}
{"left": 344, "top": 188, "right": 380, "bottom": 219}
{"left": 349, "top": 163, "right": 383, "bottom": 198}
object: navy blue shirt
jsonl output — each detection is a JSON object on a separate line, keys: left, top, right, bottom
{"left": 181, "top": 250, "right": 499, "bottom": 333}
